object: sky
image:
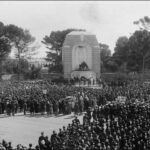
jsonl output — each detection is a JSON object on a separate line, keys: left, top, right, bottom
{"left": 0, "top": 1, "right": 150, "bottom": 58}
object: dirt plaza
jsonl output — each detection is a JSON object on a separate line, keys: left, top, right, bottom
{"left": 0, "top": 113, "right": 83, "bottom": 147}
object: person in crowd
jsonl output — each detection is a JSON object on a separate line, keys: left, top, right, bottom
{"left": 23, "top": 101, "right": 27, "bottom": 115}
{"left": 28, "top": 144, "right": 33, "bottom": 150}
{"left": 30, "top": 100, "right": 35, "bottom": 115}
{"left": 38, "top": 132, "right": 45, "bottom": 150}
{"left": 49, "top": 101, "right": 53, "bottom": 115}
{"left": 46, "top": 101, "right": 50, "bottom": 115}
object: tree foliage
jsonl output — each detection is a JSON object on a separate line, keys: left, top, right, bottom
{"left": 0, "top": 36, "right": 11, "bottom": 60}
{"left": 4, "top": 24, "right": 35, "bottom": 59}
{"left": 99, "top": 43, "right": 112, "bottom": 72}
{"left": 113, "top": 30, "right": 150, "bottom": 73}
{"left": 127, "top": 30, "right": 150, "bottom": 72}
{"left": 3, "top": 24, "right": 36, "bottom": 79}
{"left": 105, "top": 60, "right": 119, "bottom": 72}
{"left": 134, "top": 16, "right": 150, "bottom": 31}
{"left": 0, "top": 22, "right": 11, "bottom": 61}
{"left": 113, "top": 36, "right": 129, "bottom": 65}
{"left": 100, "top": 43, "right": 111, "bottom": 61}
{"left": 112, "top": 36, "right": 129, "bottom": 72}
{"left": 0, "top": 22, "right": 11, "bottom": 75}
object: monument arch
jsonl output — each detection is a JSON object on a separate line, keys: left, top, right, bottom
{"left": 72, "top": 44, "right": 92, "bottom": 71}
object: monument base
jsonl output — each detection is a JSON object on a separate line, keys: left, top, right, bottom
{"left": 74, "top": 84, "right": 102, "bottom": 89}
{"left": 71, "top": 71, "right": 96, "bottom": 80}
{"left": 71, "top": 70, "right": 98, "bottom": 86}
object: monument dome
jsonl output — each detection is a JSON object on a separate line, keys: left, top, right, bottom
{"left": 62, "top": 31, "right": 100, "bottom": 79}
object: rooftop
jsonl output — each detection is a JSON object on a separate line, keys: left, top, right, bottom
{"left": 68, "top": 31, "right": 94, "bottom": 35}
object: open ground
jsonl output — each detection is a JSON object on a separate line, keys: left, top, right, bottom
{"left": 0, "top": 113, "right": 83, "bottom": 147}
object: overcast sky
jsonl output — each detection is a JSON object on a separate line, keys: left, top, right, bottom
{"left": 0, "top": 1, "right": 150, "bottom": 58}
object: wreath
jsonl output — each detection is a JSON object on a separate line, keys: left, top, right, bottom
{"left": 78, "top": 61, "right": 89, "bottom": 71}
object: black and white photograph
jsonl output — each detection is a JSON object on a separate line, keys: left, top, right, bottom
{"left": 1, "top": 1, "right": 150, "bottom": 150}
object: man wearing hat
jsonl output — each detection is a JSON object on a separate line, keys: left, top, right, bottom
{"left": 38, "top": 132, "right": 46, "bottom": 150}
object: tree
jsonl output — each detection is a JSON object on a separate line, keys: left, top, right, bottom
{"left": 112, "top": 36, "right": 129, "bottom": 72}
{"left": 100, "top": 43, "right": 111, "bottom": 61}
{"left": 99, "top": 43, "right": 111, "bottom": 72}
{"left": 0, "top": 22, "right": 4, "bottom": 36}
{"left": 0, "top": 36, "right": 11, "bottom": 60}
{"left": 133, "top": 16, "right": 150, "bottom": 78}
{"left": 105, "top": 60, "right": 118, "bottom": 72}
{"left": 113, "top": 31, "right": 150, "bottom": 73}
{"left": 20, "top": 43, "right": 41, "bottom": 60}
{"left": 4, "top": 24, "right": 35, "bottom": 79}
{"left": 0, "top": 22, "right": 11, "bottom": 75}
{"left": 42, "top": 28, "right": 85, "bottom": 73}
{"left": 134, "top": 16, "right": 150, "bottom": 31}
{"left": 111, "top": 17, "right": 150, "bottom": 73}
{"left": 127, "top": 30, "right": 150, "bottom": 73}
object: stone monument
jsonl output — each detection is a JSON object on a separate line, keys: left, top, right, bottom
{"left": 62, "top": 31, "right": 100, "bottom": 80}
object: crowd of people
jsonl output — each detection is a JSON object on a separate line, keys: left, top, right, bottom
{"left": 37, "top": 102, "right": 150, "bottom": 150}
{"left": 1, "top": 80, "right": 150, "bottom": 149}
{"left": 0, "top": 80, "right": 101, "bottom": 116}
{"left": 0, "top": 80, "right": 147, "bottom": 116}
